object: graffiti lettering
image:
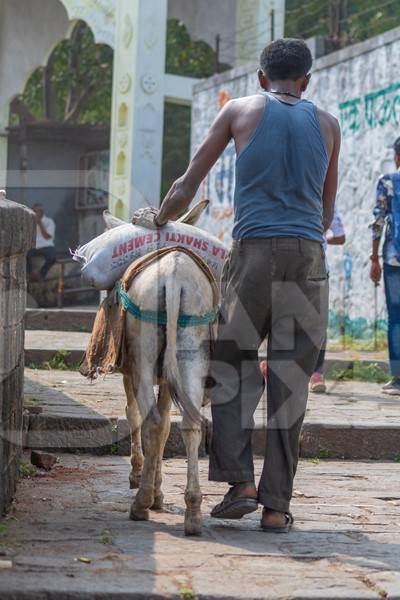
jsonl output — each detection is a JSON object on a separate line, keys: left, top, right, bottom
{"left": 340, "top": 82, "right": 400, "bottom": 136}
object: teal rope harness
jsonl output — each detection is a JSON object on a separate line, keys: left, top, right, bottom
{"left": 117, "top": 283, "right": 219, "bottom": 328}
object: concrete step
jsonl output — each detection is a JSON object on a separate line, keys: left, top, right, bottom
{"left": 24, "top": 330, "right": 89, "bottom": 366}
{"left": 24, "top": 369, "right": 400, "bottom": 460}
{"left": 25, "top": 307, "right": 96, "bottom": 333}
{"left": 24, "top": 330, "right": 390, "bottom": 373}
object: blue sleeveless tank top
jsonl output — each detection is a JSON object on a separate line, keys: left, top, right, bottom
{"left": 232, "top": 93, "right": 329, "bottom": 242}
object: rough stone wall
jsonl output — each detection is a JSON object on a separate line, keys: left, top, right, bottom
{"left": 0, "top": 199, "right": 35, "bottom": 514}
{"left": 192, "top": 27, "right": 400, "bottom": 336}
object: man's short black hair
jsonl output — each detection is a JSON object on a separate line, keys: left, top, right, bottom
{"left": 394, "top": 137, "right": 400, "bottom": 156}
{"left": 33, "top": 203, "right": 43, "bottom": 209}
{"left": 260, "top": 38, "right": 312, "bottom": 81}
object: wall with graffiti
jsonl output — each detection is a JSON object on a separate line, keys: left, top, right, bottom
{"left": 191, "top": 27, "right": 400, "bottom": 338}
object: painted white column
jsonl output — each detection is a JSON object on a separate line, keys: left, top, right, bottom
{"left": 0, "top": 104, "right": 9, "bottom": 190}
{"left": 235, "top": 0, "right": 285, "bottom": 66}
{"left": 109, "top": 0, "right": 168, "bottom": 220}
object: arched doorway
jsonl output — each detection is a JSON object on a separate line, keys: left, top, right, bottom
{"left": 7, "top": 20, "right": 113, "bottom": 256}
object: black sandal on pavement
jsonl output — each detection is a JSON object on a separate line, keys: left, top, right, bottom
{"left": 260, "top": 509, "right": 294, "bottom": 533}
{"left": 211, "top": 486, "right": 258, "bottom": 520}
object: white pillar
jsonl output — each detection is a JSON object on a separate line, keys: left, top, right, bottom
{"left": 235, "top": 0, "right": 285, "bottom": 66}
{"left": 109, "top": 0, "right": 168, "bottom": 220}
{"left": 0, "top": 104, "right": 9, "bottom": 190}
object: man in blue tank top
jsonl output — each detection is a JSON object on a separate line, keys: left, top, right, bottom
{"left": 135, "top": 39, "right": 341, "bottom": 532}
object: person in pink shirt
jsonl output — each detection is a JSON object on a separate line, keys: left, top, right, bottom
{"left": 309, "top": 208, "right": 345, "bottom": 392}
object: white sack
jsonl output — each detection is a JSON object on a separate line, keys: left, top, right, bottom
{"left": 72, "top": 222, "right": 228, "bottom": 290}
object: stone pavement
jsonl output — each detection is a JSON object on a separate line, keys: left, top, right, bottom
{"left": 0, "top": 454, "right": 399, "bottom": 599}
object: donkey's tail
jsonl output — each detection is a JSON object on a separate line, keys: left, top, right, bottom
{"left": 164, "top": 272, "right": 201, "bottom": 425}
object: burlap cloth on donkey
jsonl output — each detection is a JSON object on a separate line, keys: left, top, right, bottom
{"left": 79, "top": 246, "right": 220, "bottom": 380}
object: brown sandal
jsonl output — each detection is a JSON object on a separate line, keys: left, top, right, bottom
{"left": 211, "top": 487, "right": 258, "bottom": 520}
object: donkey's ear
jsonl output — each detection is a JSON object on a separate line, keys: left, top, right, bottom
{"left": 103, "top": 210, "right": 127, "bottom": 229}
{"left": 178, "top": 199, "right": 210, "bottom": 226}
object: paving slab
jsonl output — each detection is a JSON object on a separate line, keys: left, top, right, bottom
{"left": 1, "top": 455, "right": 400, "bottom": 599}
{"left": 23, "top": 368, "right": 400, "bottom": 460}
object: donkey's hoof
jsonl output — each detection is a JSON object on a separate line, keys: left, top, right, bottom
{"left": 129, "top": 476, "right": 141, "bottom": 490}
{"left": 129, "top": 505, "right": 149, "bottom": 521}
{"left": 151, "top": 494, "right": 164, "bottom": 511}
{"left": 184, "top": 513, "right": 202, "bottom": 536}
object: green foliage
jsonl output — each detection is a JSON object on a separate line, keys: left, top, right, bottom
{"left": 318, "top": 448, "right": 331, "bottom": 459}
{"left": 43, "top": 350, "right": 76, "bottom": 371}
{"left": 110, "top": 443, "right": 120, "bottom": 455}
{"left": 28, "top": 350, "right": 79, "bottom": 371}
{"left": 19, "top": 69, "right": 44, "bottom": 122}
{"left": 285, "top": 0, "right": 328, "bottom": 40}
{"left": 19, "top": 459, "right": 38, "bottom": 479}
{"left": 393, "top": 453, "right": 400, "bottom": 463}
{"left": 17, "top": 18, "right": 224, "bottom": 129}
{"left": 161, "top": 102, "right": 191, "bottom": 198}
{"left": 166, "top": 19, "right": 230, "bottom": 78}
{"left": 15, "top": 22, "right": 113, "bottom": 125}
{"left": 285, "top": 0, "right": 400, "bottom": 45}
{"left": 180, "top": 587, "right": 195, "bottom": 600}
{"left": 326, "top": 361, "right": 390, "bottom": 383}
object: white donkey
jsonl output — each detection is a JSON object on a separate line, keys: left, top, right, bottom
{"left": 105, "top": 203, "right": 217, "bottom": 536}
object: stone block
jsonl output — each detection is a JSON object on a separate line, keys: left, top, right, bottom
{"left": 300, "top": 423, "right": 400, "bottom": 460}
{"left": 30, "top": 450, "right": 58, "bottom": 471}
{"left": 0, "top": 199, "right": 36, "bottom": 514}
{"left": 26, "top": 414, "right": 113, "bottom": 455}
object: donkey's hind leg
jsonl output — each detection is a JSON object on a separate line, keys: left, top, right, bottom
{"left": 130, "top": 378, "right": 171, "bottom": 521}
{"left": 123, "top": 374, "right": 144, "bottom": 489}
{"left": 179, "top": 347, "right": 208, "bottom": 536}
{"left": 181, "top": 421, "right": 203, "bottom": 536}
{"left": 151, "top": 382, "right": 172, "bottom": 510}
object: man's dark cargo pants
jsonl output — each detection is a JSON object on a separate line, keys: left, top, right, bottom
{"left": 209, "top": 237, "right": 329, "bottom": 513}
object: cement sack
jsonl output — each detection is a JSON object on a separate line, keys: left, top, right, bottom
{"left": 72, "top": 222, "right": 228, "bottom": 290}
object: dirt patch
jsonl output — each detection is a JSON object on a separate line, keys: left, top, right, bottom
{"left": 43, "top": 465, "right": 114, "bottom": 482}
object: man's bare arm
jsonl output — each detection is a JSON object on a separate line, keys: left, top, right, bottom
{"left": 37, "top": 217, "right": 52, "bottom": 240}
{"left": 327, "top": 234, "right": 345, "bottom": 245}
{"left": 322, "top": 116, "right": 341, "bottom": 232}
{"left": 156, "top": 101, "right": 234, "bottom": 225}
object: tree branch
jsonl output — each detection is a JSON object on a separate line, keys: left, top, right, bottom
{"left": 64, "top": 83, "right": 95, "bottom": 123}
{"left": 43, "top": 57, "right": 58, "bottom": 120}
{"left": 65, "top": 22, "right": 86, "bottom": 118}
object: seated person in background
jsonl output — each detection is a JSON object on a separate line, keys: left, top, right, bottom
{"left": 27, "top": 203, "right": 56, "bottom": 281}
